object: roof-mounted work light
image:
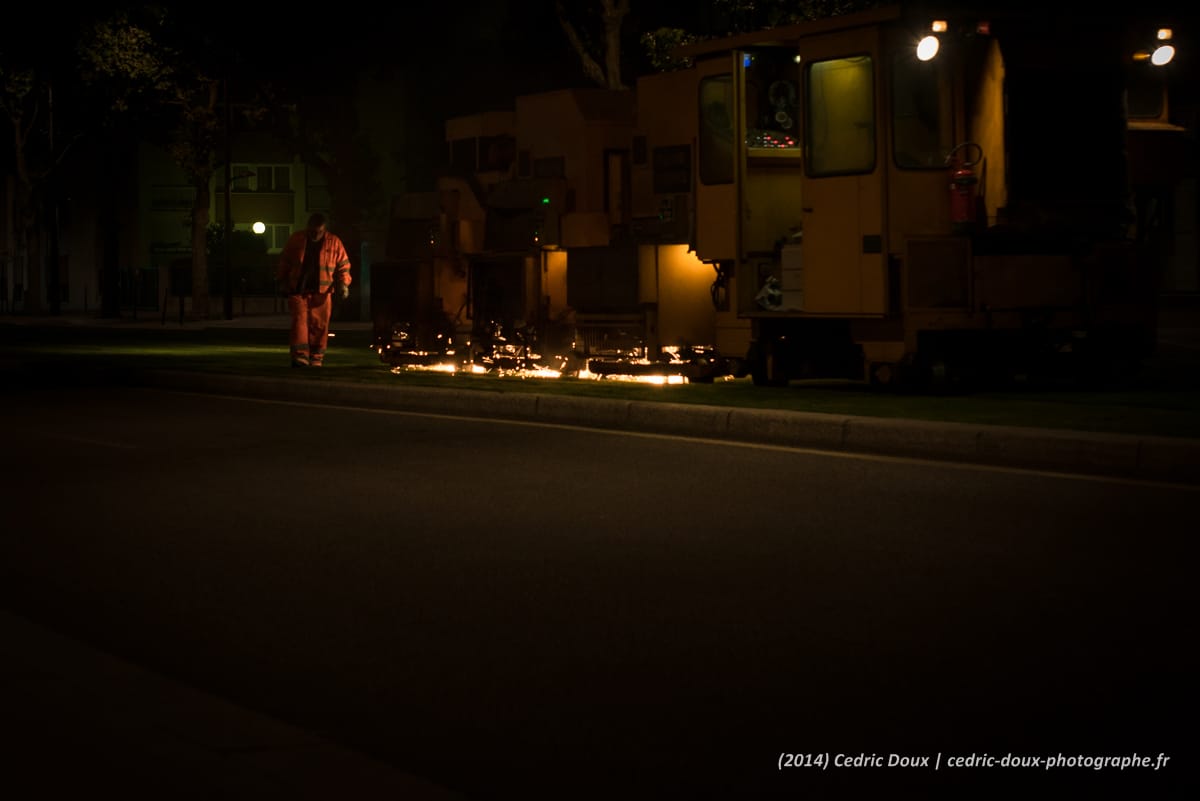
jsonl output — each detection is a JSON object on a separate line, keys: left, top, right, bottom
{"left": 1152, "top": 28, "right": 1175, "bottom": 66}
{"left": 1134, "top": 27, "right": 1176, "bottom": 66}
{"left": 917, "top": 20, "right": 946, "bottom": 61}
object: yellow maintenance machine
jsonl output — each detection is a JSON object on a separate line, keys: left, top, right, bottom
{"left": 670, "top": 4, "right": 1187, "bottom": 387}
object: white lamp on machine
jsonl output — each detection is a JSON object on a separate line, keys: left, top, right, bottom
{"left": 917, "top": 20, "right": 946, "bottom": 62}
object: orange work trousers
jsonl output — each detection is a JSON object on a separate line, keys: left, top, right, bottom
{"left": 287, "top": 292, "right": 333, "bottom": 366}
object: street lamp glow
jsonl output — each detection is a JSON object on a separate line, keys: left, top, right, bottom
{"left": 252, "top": 221, "right": 266, "bottom": 234}
{"left": 917, "top": 35, "right": 939, "bottom": 61}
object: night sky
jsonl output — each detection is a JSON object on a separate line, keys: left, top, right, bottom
{"left": 219, "top": 0, "right": 718, "bottom": 106}
{"left": 225, "top": 1, "right": 595, "bottom": 107}
{"left": 3, "top": 2, "right": 599, "bottom": 189}
{"left": 5, "top": 2, "right": 1193, "bottom": 199}
{"left": 3, "top": 1, "right": 590, "bottom": 101}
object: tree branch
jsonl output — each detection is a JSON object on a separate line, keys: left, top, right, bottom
{"left": 601, "top": 0, "right": 630, "bottom": 89}
{"left": 556, "top": 1, "right": 608, "bottom": 88}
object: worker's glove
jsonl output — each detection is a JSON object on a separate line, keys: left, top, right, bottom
{"left": 337, "top": 284, "right": 350, "bottom": 301}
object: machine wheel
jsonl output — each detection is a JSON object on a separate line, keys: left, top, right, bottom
{"left": 868, "top": 361, "right": 900, "bottom": 391}
{"left": 750, "top": 340, "right": 789, "bottom": 387}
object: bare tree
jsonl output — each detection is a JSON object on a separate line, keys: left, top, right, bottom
{"left": 0, "top": 66, "right": 44, "bottom": 312}
{"left": 0, "top": 61, "right": 78, "bottom": 313}
{"left": 79, "top": 10, "right": 228, "bottom": 320}
{"left": 557, "top": 0, "right": 631, "bottom": 90}
{"left": 561, "top": 0, "right": 882, "bottom": 83}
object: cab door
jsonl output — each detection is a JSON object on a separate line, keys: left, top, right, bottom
{"left": 797, "top": 26, "right": 886, "bottom": 315}
{"left": 692, "top": 53, "right": 737, "bottom": 263}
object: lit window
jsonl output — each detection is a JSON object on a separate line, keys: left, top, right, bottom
{"left": 806, "top": 55, "right": 876, "bottom": 177}
{"left": 699, "top": 74, "right": 734, "bottom": 185}
{"left": 744, "top": 49, "right": 801, "bottom": 152}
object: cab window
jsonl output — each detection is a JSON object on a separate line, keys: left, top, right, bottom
{"left": 891, "top": 52, "right": 953, "bottom": 168}
{"left": 805, "top": 55, "right": 875, "bottom": 176}
{"left": 699, "top": 74, "right": 734, "bottom": 185}
{"left": 743, "top": 49, "right": 801, "bottom": 152}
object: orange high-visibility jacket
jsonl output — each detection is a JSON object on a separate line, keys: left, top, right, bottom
{"left": 277, "top": 230, "right": 352, "bottom": 295}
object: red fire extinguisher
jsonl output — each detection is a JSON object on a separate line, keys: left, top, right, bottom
{"left": 945, "top": 142, "right": 983, "bottom": 232}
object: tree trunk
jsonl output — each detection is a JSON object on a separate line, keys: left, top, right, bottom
{"left": 47, "top": 184, "right": 61, "bottom": 315}
{"left": 100, "top": 217, "right": 121, "bottom": 318}
{"left": 99, "top": 133, "right": 122, "bottom": 318}
{"left": 25, "top": 221, "right": 42, "bottom": 313}
{"left": 190, "top": 183, "right": 210, "bottom": 320}
{"left": 19, "top": 197, "right": 43, "bottom": 313}
{"left": 557, "top": 0, "right": 629, "bottom": 90}
{"left": 603, "top": 0, "right": 628, "bottom": 90}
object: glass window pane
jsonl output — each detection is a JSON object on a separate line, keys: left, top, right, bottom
{"left": 744, "top": 50, "right": 800, "bottom": 151}
{"left": 451, "top": 138, "right": 476, "bottom": 170}
{"left": 533, "top": 156, "right": 564, "bottom": 178}
{"left": 652, "top": 145, "right": 691, "bottom": 194}
{"left": 479, "top": 135, "right": 516, "bottom": 171}
{"left": 232, "top": 164, "right": 252, "bottom": 191}
{"left": 699, "top": 74, "right": 734, "bottom": 185}
{"left": 806, "top": 56, "right": 875, "bottom": 176}
{"left": 891, "top": 54, "right": 952, "bottom": 168}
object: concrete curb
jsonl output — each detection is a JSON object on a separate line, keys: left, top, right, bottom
{"left": 136, "top": 370, "right": 1200, "bottom": 486}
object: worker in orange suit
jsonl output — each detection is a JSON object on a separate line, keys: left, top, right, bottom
{"left": 276, "top": 212, "right": 352, "bottom": 367}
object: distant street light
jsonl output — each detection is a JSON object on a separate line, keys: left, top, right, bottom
{"left": 253, "top": 221, "right": 266, "bottom": 235}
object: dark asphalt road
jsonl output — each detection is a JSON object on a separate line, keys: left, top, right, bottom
{"left": 2, "top": 384, "right": 1195, "bottom": 799}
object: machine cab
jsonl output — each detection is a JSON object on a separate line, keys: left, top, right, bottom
{"left": 680, "top": 6, "right": 974, "bottom": 321}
